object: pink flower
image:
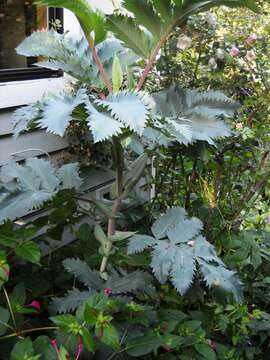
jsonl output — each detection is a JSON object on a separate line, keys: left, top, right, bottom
{"left": 75, "top": 337, "right": 83, "bottom": 360}
{"left": 51, "top": 339, "right": 58, "bottom": 348}
{"left": 246, "top": 50, "right": 256, "bottom": 62}
{"left": 230, "top": 46, "right": 240, "bottom": 57}
{"left": 23, "top": 300, "right": 41, "bottom": 311}
{"left": 176, "top": 35, "right": 192, "bottom": 50}
{"left": 266, "top": 215, "right": 270, "bottom": 225}
{"left": 99, "top": 93, "right": 106, "bottom": 100}
{"left": 246, "top": 33, "right": 257, "bottom": 46}
{"left": 104, "top": 287, "right": 112, "bottom": 297}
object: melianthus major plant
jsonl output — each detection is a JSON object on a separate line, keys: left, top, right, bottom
{"left": 0, "top": 0, "right": 262, "bottom": 322}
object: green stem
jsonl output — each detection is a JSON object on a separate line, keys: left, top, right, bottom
{"left": 100, "top": 138, "right": 124, "bottom": 273}
{"left": 3, "top": 287, "right": 17, "bottom": 331}
{"left": 0, "top": 326, "right": 58, "bottom": 341}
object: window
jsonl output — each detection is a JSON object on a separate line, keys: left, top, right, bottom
{"left": 0, "top": 1, "right": 63, "bottom": 82}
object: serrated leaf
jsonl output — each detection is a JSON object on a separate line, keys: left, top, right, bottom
{"left": 105, "top": 270, "right": 152, "bottom": 294}
{"left": 86, "top": 102, "right": 122, "bottom": 143}
{"left": 57, "top": 163, "right": 82, "bottom": 190}
{"left": 38, "top": 89, "right": 88, "bottom": 136}
{"left": 198, "top": 260, "right": 243, "bottom": 302}
{"left": 99, "top": 91, "right": 150, "bottom": 135}
{"left": 151, "top": 240, "right": 175, "bottom": 283}
{"left": 153, "top": 86, "right": 239, "bottom": 145}
{"left": 151, "top": 207, "right": 187, "bottom": 239}
{"left": 127, "top": 235, "right": 156, "bottom": 254}
{"left": 123, "top": 0, "right": 162, "bottom": 37}
{"left": 171, "top": 246, "right": 196, "bottom": 294}
{"left": 26, "top": 158, "right": 59, "bottom": 192}
{"left": 63, "top": 258, "right": 102, "bottom": 290}
{"left": 107, "top": 15, "right": 152, "bottom": 59}
{"left": 167, "top": 216, "right": 203, "bottom": 244}
{"left": 50, "top": 289, "right": 94, "bottom": 314}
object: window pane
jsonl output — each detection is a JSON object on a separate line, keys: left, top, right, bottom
{"left": 0, "top": 1, "right": 47, "bottom": 70}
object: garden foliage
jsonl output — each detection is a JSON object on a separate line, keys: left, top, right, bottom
{"left": 0, "top": 0, "right": 270, "bottom": 359}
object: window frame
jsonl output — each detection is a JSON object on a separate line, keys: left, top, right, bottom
{"left": 0, "top": 6, "right": 64, "bottom": 83}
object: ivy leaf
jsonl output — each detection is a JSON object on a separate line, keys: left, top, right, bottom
{"left": 15, "top": 241, "right": 41, "bottom": 264}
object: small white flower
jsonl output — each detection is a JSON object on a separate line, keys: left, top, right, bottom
{"left": 177, "top": 34, "right": 192, "bottom": 50}
{"left": 216, "top": 48, "right": 225, "bottom": 60}
{"left": 246, "top": 50, "right": 256, "bottom": 61}
{"left": 204, "top": 12, "right": 217, "bottom": 28}
{"left": 208, "top": 57, "right": 217, "bottom": 69}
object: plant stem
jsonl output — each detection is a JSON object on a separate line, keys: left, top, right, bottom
{"left": 3, "top": 287, "right": 17, "bottom": 331}
{"left": 100, "top": 138, "right": 124, "bottom": 273}
{"left": 0, "top": 326, "right": 58, "bottom": 341}
{"left": 82, "top": 29, "right": 113, "bottom": 93}
{"left": 136, "top": 19, "right": 180, "bottom": 91}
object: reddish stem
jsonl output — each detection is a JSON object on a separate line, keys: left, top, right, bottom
{"left": 136, "top": 19, "right": 179, "bottom": 91}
